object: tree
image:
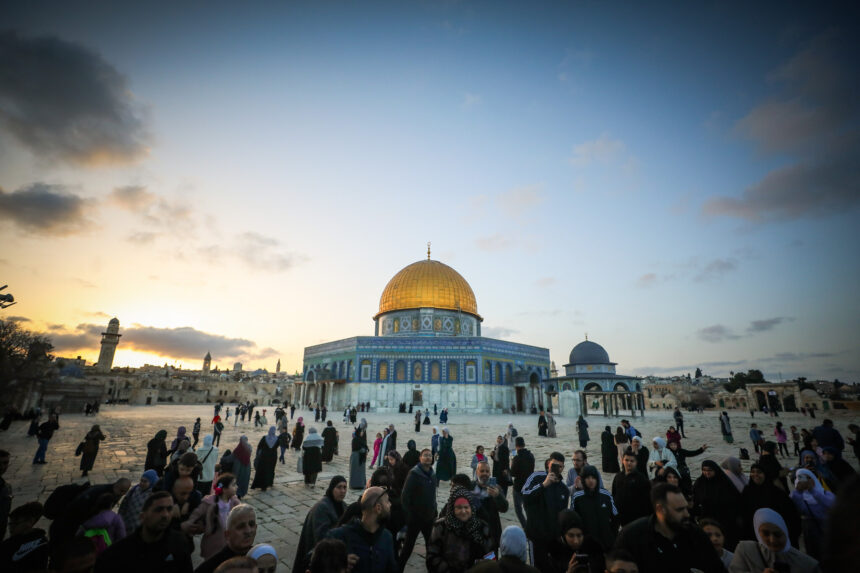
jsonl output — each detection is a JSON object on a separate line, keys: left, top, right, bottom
{"left": 695, "top": 367, "right": 703, "bottom": 378}
{"left": 723, "top": 369, "right": 765, "bottom": 393}
{"left": 0, "top": 319, "right": 56, "bottom": 406}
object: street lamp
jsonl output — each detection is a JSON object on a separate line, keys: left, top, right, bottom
{"left": 0, "top": 285, "right": 15, "bottom": 309}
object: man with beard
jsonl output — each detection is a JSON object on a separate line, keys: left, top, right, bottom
{"left": 472, "top": 460, "right": 509, "bottom": 552}
{"left": 95, "top": 491, "right": 193, "bottom": 572}
{"left": 194, "top": 504, "right": 257, "bottom": 573}
{"left": 398, "top": 448, "right": 436, "bottom": 571}
{"left": 614, "top": 483, "right": 723, "bottom": 573}
{"left": 327, "top": 486, "right": 397, "bottom": 573}
{"left": 564, "top": 450, "right": 602, "bottom": 494}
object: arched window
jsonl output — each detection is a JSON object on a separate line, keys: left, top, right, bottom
{"left": 448, "top": 361, "right": 459, "bottom": 382}
{"left": 413, "top": 361, "right": 423, "bottom": 381}
{"left": 562, "top": 382, "right": 572, "bottom": 391}
{"left": 495, "top": 363, "right": 502, "bottom": 383}
{"left": 396, "top": 361, "right": 406, "bottom": 381}
{"left": 378, "top": 360, "right": 388, "bottom": 381}
{"left": 466, "top": 360, "right": 477, "bottom": 382}
{"left": 430, "top": 361, "right": 441, "bottom": 382}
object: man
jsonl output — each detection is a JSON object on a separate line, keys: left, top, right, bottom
{"left": 195, "top": 504, "right": 257, "bottom": 573}
{"left": 564, "top": 449, "right": 604, "bottom": 494}
{"left": 813, "top": 419, "right": 845, "bottom": 452}
{"left": 384, "top": 424, "right": 397, "bottom": 459}
{"left": 509, "top": 437, "right": 534, "bottom": 529}
{"left": 611, "top": 449, "right": 652, "bottom": 527}
{"left": 614, "top": 483, "right": 724, "bottom": 573}
{"left": 212, "top": 556, "right": 258, "bottom": 572}
{"left": 749, "top": 423, "right": 763, "bottom": 454}
{"left": 472, "top": 460, "right": 509, "bottom": 551}
{"left": 521, "top": 452, "right": 569, "bottom": 570}
{"left": 490, "top": 435, "right": 511, "bottom": 496}
{"left": 604, "top": 548, "right": 639, "bottom": 573}
{"left": 672, "top": 407, "right": 686, "bottom": 438}
{"left": 32, "top": 414, "right": 59, "bottom": 464}
{"left": 0, "top": 450, "right": 11, "bottom": 540}
{"left": 621, "top": 420, "right": 639, "bottom": 442}
{"left": 571, "top": 465, "right": 617, "bottom": 550}
{"left": 328, "top": 486, "right": 397, "bottom": 573}
{"left": 172, "top": 476, "right": 204, "bottom": 545}
{"left": 95, "top": 490, "right": 194, "bottom": 572}
{"left": 53, "top": 478, "right": 132, "bottom": 546}
{"left": 0, "top": 501, "right": 49, "bottom": 572}
{"left": 398, "top": 448, "right": 436, "bottom": 571}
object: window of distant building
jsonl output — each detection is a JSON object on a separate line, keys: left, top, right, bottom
{"left": 448, "top": 361, "right": 458, "bottom": 382}
{"left": 361, "top": 360, "right": 371, "bottom": 381}
{"left": 396, "top": 361, "right": 406, "bottom": 381}
{"left": 378, "top": 360, "right": 388, "bottom": 381}
{"left": 413, "top": 362, "right": 423, "bottom": 381}
{"left": 430, "top": 361, "right": 441, "bottom": 382}
{"left": 466, "top": 361, "right": 476, "bottom": 382}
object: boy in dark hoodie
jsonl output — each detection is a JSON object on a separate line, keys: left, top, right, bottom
{"left": 0, "top": 501, "right": 49, "bottom": 572}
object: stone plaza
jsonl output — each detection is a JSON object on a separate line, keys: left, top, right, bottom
{"left": 1, "top": 404, "right": 857, "bottom": 571}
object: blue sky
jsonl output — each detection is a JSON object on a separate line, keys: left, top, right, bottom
{"left": 1, "top": 1, "right": 858, "bottom": 381}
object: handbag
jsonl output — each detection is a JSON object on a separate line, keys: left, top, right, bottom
{"left": 75, "top": 442, "right": 85, "bottom": 456}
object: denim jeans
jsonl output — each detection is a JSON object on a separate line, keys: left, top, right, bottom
{"left": 33, "top": 438, "right": 49, "bottom": 463}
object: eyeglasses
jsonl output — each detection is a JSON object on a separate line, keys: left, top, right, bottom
{"left": 363, "top": 487, "right": 389, "bottom": 509}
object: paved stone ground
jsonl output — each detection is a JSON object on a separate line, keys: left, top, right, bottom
{"left": 0, "top": 405, "right": 857, "bottom": 571}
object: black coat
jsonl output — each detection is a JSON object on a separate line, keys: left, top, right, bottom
{"left": 492, "top": 442, "right": 510, "bottom": 485}
{"left": 740, "top": 481, "right": 801, "bottom": 546}
{"left": 571, "top": 487, "right": 617, "bottom": 549}
{"left": 303, "top": 445, "right": 322, "bottom": 475}
{"left": 601, "top": 431, "right": 620, "bottom": 473}
{"left": 401, "top": 464, "right": 437, "bottom": 524}
{"left": 510, "top": 449, "right": 535, "bottom": 492}
{"left": 611, "top": 470, "right": 652, "bottom": 526}
{"left": 615, "top": 515, "right": 725, "bottom": 573}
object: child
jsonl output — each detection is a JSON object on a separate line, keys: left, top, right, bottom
{"left": 790, "top": 425, "right": 801, "bottom": 456}
{"left": 700, "top": 518, "right": 733, "bottom": 570}
{"left": 370, "top": 432, "right": 383, "bottom": 468}
{"left": 0, "top": 501, "right": 49, "bottom": 571}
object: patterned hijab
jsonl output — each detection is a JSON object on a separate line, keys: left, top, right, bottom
{"left": 445, "top": 486, "right": 485, "bottom": 545}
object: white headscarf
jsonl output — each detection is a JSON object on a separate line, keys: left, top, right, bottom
{"left": 248, "top": 543, "right": 278, "bottom": 560}
{"left": 652, "top": 436, "right": 666, "bottom": 450}
{"left": 754, "top": 508, "right": 790, "bottom": 553}
{"left": 794, "top": 468, "right": 824, "bottom": 503}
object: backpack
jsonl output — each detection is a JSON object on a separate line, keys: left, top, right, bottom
{"left": 44, "top": 482, "right": 90, "bottom": 520}
{"left": 739, "top": 448, "right": 750, "bottom": 460}
{"left": 510, "top": 428, "right": 518, "bottom": 438}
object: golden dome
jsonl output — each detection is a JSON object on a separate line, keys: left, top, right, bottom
{"left": 375, "top": 259, "right": 480, "bottom": 319}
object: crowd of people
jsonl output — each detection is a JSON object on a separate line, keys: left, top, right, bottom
{"left": 1, "top": 400, "right": 859, "bottom": 573}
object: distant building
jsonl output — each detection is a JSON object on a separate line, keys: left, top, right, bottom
{"left": 203, "top": 352, "right": 211, "bottom": 375}
{"left": 233, "top": 362, "right": 243, "bottom": 372}
{"left": 95, "top": 318, "right": 121, "bottom": 373}
{"left": 276, "top": 358, "right": 281, "bottom": 374}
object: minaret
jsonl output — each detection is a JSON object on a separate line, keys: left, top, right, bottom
{"left": 276, "top": 358, "right": 281, "bottom": 374}
{"left": 96, "top": 318, "right": 121, "bottom": 373}
{"left": 203, "top": 352, "right": 211, "bottom": 375}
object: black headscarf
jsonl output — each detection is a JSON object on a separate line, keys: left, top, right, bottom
{"left": 325, "top": 475, "right": 347, "bottom": 517}
{"left": 693, "top": 459, "right": 741, "bottom": 546}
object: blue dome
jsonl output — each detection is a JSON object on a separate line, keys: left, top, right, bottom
{"left": 568, "top": 340, "right": 611, "bottom": 365}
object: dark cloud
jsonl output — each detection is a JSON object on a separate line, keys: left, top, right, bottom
{"left": 705, "top": 30, "right": 860, "bottom": 222}
{"left": 694, "top": 258, "right": 738, "bottom": 282}
{"left": 761, "top": 351, "right": 838, "bottom": 363}
{"left": 747, "top": 317, "right": 792, "bottom": 333}
{"left": 46, "top": 321, "right": 277, "bottom": 362}
{"left": 482, "top": 326, "right": 519, "bottom": 339}
{"left": 0, "top": 183, "right": 91, "bottom": 235}
{"left": 697, "top": 324, "right": 741, "bottom": 343}
{"left": 5, "top": 315, "right": 30, "bottom": 323}
{"left": 0, "top": 31, "right": 148, "bottom": 165}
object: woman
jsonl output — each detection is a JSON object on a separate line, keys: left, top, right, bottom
{"left": 648, "top": 437, "right": 677, "bottom": 479}
{"left": 248, "top": 544, "right": 279, "bottom": 573}
{"left": 491, "top": 435, "right": 510, "bottom": 495}
{"left": 470, "top": 445, "right": 487, "bottom": 479}
{"left": 349, "top": 426, "right": 368, "bottom": 489}
{"left": 630, "top": 437, "right": 649, "bottom": 477}
{"left": 653, "top": 466, "right": 682, "bottom": 489}
{"left": 403, "top": 439, "right": 420, "bottom": 469}
{"left": 370, "top": 431, "right": 383, "bottom": 469}
{"left": 719, "top": 411, "right": 734, "bottom": 443}
{"left": 423, "top": 411, "right": 431, "bottom": 425}
{"left": 730, "top": 508, "right": 820, "bottom": 572}
{"left": 666, "top": 440, "right": 706, "bottom": 495}
{"left": 196, "top": 434, "right": 219, "bottom": 494}
{"left": 233, "top": 436, "right": 253, "bottom": 498}
{"left": 436, "top": 427, "right": 457, "bottom": 482}
{"left": 79, "top": 424, "right": 106, "bottom": 477}
{"left": 505, "top": 422, "right": 518, "bottom": 453}
{"left": 169, "top": 426, "right": 188, "bottom": 457}
{"left": 432, "top": 427, "right": 441, "bottom": 461}
{"left": 145, "top": 430, "right": 169, "bottom": 476}
{"left": 293, "top": 476, "right": 348, "bottom": 573}
{"left": 721, "top": 456, "right": 748, "bottom": 494}
{"left": 741, "top": 462, "right": 801, "bottom": 546}
{"left": 760, "top": 441, "right": 790, "bottom": 492}
{"left": 601, "top": 426, "right": 620, "bottom": 473}
{"left": 665, "top": 426, "right": 682, "bottom": 447}
{"left": 546, "top": 412, "right": 557, "bottom": 438}
{"left": 427, "top": 487, "right": 492, "bottom": 573}
{"left": 78, "top": 493, "right": 126, "bottom": 551}
{"left": 415, "top": 409, "right": 422, "bottom": 432}
{"left": 292, "top": 417, "right": 305, "bottom": 450}
{"left": 440, "top": 408, "right": 449, "bottom": 424}
{"left": 251, "top": 427, "right": 278, "bottom": 491}
{"left": 538, "top": 410, "right": 548, "bottom": 437}
{"left": 692, "top": 460, "right": 742, "bottom": 550}
{"left": 576, "top": 416, "right": 589, "bottom": 449}
{"left": 302, "top": 427, "right": 324, "bottom": 487}
{"left": 188, "top": 473, "right": 240, "bottom": 559}
{"left": 118, "top": 469, "right": 158, "bottom": 533}
{"left": 547, "top": 509, "right": 605, "bottom": 573}
{"left": 387, "top": 450, "right": 409, "bottom": 494}
{"left": 614, "top": 427, "right": 629, "bottom": 467}
{"left": 790, "top": 469, "right": 835, "bottom": 560}
{"left": 321, "top": 421, "right": 338, "bottom": 463}
{"left": 774, "top": 421, "right": 789, "bottom": 457}
{"left": 219, "top": 448, "right": 235, "bottom": 475}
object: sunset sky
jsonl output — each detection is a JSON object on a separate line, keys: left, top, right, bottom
{"left": 2, "top": 2, "right": 858, "bottom": 381}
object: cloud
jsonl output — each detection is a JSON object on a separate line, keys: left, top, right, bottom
{"left": 462, "top": 92, "right": 482, "bottom": 108}
{"left": 0, "top": 31, "right": 149, "bottom": 165}
{"left": 497, "top": 185, "right": 544, "bottom": 216}
{"left": 127, "top": 231, "right": 158, "bottom": 244}
{"left": 0, "top": 183, "right": 92, "bottom": 235}
{"left": 5, "top": 315, "right": 30, "bottom": 323}
{"left": 535, "top": 277, "right": 556, "bottom": 288}
{"left": 569, "top": 133, "right": 627, "bottom": 167}
{"left": 705, "top": 31, "right": 860, "bottom": 223}
{"left": 636, "top": 273, "right": 658, "bottom": 288}
{"left": 46, "top": 321, "right": 277, "bottom": 361}
{"left": 198, "top": 232, "right": 304, "bottom": 272}
{"left": 109, "top": 185, "right": 157, "bottom": 210}
{"left": 475, "top": 233, "right": 514, "bottom": 252}
{"left": 760, "top": 351, "right": 837, "bottom": 363}
{"left": 697, "top": 324, "right": 741, "bottom": 343}
{"left": 747, "top": 317, "right": 792, "bottom": 333}
{"left": 694, "top": 258, "right": 738, "bottom": 282}
{"left": 482, "top": 326, "right": 519, "bottom": 339}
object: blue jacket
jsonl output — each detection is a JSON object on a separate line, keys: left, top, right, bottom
{"left": 327, "top": 518, "right": 397, "bottom": 573}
